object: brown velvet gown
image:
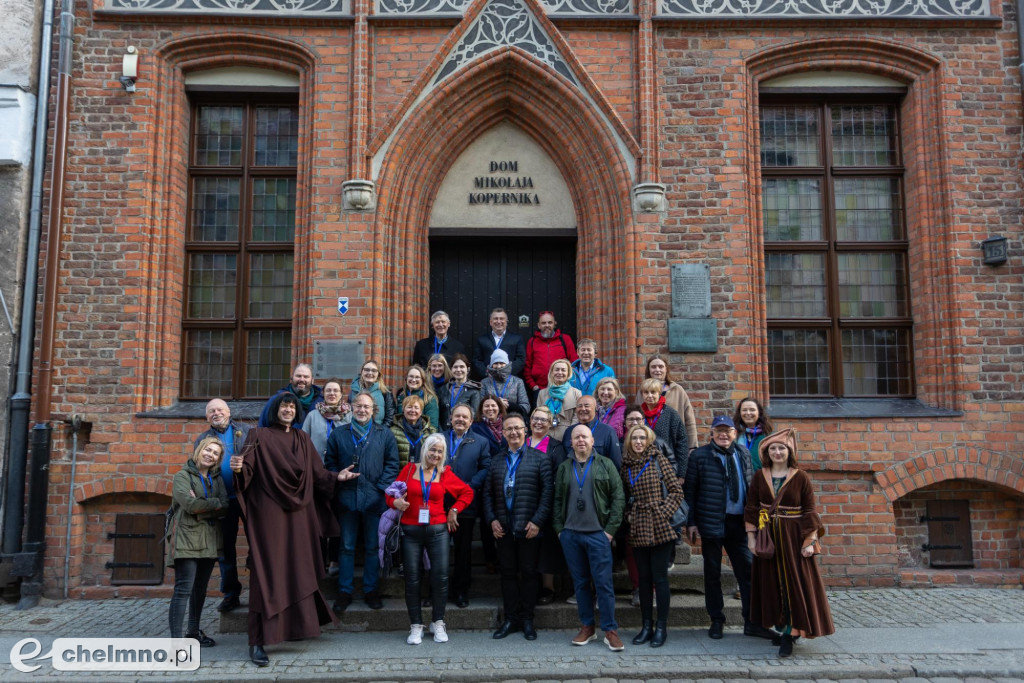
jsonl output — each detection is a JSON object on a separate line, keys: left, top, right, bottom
{"left": 236, "top": 425, "right": 339, "bottom": 646}
{"left": 744, "top": 468, "right": 835, "bottom": 638}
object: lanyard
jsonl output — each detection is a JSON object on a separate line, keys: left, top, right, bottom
{"left": 449, "top": 430, "right": 465, "bottom": 460}
{"left": 450, "top": 382, "right": 466, "bottom": 407}
{"left": 493, "top": 375, "right": 511, "bottom": 398}
{"left": 645, "top": 414, "right": 659, "bottom": 430}
{"left": 573, "top": 456, "right": 594, "bottom": 495}
{"left": 351, "top": 426, "right": 370, "bottom": 450}
{"left": 505, "top": 448, "right": 524, "bottom": 485}
{"left": 420, "top": 467, "right": 438, "bottom": 503}
{"left": 627, "top": 461, "right": 651, "bottom": 489}
{"left": 433, "top": 336, "right": 447, "bottom": 356}
{"left": 577, "top": 364, "right": 594, "bottom": 391}
{"left": 493, "top": 332, "right": 505, "bottom": 349}
{"left": 404, "top": 424, "right": 422, "bottom": 451}
{"left": 198, "top": 473, "right": 212, "bottom": 498}
{"left": 598, "top": 403, "right": 613, "bottom": 423}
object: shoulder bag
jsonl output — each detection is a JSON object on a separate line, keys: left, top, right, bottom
{"left": 651, "top": 456, "right": 689, "bottom": 530}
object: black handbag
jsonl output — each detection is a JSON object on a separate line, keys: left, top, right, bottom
{"left": 652, "top": 456, "right": 689, "bottom": 530}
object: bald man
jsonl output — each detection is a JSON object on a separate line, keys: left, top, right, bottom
{"left": 194, "top": 398, "right": 251, "bottom": 612}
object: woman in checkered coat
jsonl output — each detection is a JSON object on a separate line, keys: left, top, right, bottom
{"left": 620, "top": 423, "right": 684, "bottom": 648}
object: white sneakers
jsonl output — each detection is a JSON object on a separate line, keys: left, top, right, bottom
{"left": 429, "top": 620, "right": 448, "bottom": 643}
{"left": 409, "top": 621, "right": 449, "bottom": 644}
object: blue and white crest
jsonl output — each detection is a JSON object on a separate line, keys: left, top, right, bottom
{"left": 338, "top": 297, "right": 349, "bottom": 315}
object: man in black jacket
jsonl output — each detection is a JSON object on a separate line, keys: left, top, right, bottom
{"left": 446, "top": 404, "right": 493, "bottom": 607}
{"left": 412, "top": 310, "right": 466, "bottom": 368}
{"left": 684, "top": 415, "right": 775, "bottom": 641}
{"left": 472, "top": 308, "right": 526, "bottom": 380}
{"left": 484, "top": 413, "right": 553, "bottom": 641}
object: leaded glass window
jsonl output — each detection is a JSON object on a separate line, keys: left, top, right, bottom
{"left": 182, "top": 96, "right": 298, "bottom": 399}
{"left": 761, "top": 98, "right": 913, "bottom": 398}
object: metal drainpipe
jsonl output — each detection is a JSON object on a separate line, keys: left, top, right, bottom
{"left": 1, "top": 0, "right": 57, "bottom": 558}
{"left": 1018, "top": 0, "right": 1024, "bottom": 93}
{"left": 13, "top": 0, "right": 75, "bottom": 610}
{"left": 62, "top": 416, "right": 81, "bottom": 600}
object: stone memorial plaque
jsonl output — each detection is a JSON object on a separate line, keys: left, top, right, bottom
{"left": 668, "top": 318, "right": 717, "bottom": 353}
{"left": 671, "top": 263, "right": 711, "bottom": 319}
{"left": 313, "top": 339, "right": 365, "bottom": 381}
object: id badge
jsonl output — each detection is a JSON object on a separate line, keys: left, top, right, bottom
{"left": 418, "top": 507, "right": 430, "bottom": 524}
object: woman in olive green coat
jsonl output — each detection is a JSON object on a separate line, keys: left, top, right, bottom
{"left": 167, "top": 436, "right": 228, "bottom": 645}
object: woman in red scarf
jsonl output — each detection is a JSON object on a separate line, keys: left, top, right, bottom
{"left": 639, "top": 378, "right": 691, "bottom": 478}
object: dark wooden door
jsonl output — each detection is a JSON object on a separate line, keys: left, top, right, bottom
{"left": 924, "top": 499, "right": 973, "bottom": 568}
{"left": 429, "top": 236, "right": 577, "bottom": 359}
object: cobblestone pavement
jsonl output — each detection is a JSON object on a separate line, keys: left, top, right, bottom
{"left": 0, "top": 589, "right": 1021, "bottom": 682}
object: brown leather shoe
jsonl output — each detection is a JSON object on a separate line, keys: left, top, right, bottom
{"left": 571, "top": 624, "right": 597, "bottom": 646}
{"left": 604, "top": 630, "right": 625, "bottom": 651}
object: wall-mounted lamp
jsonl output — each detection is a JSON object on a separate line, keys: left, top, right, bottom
{"left": 981, "top": 235, "right": 1008, "bottom": 266}
{"left": 120, "top": 46, "right": 138, "bottom": 93}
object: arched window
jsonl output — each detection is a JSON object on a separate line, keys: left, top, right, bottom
{"left": 760, "top": 92, "right": 913, "bottom": 398}
{"left": 181, "top": 93, "right": 299, "bottom": 399}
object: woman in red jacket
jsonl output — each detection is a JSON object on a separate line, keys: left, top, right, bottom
{"left": 387, "top": 432, "right": 474, "bottom": 646}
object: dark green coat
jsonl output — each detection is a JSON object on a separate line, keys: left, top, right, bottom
{"left": 552, "top": 452, "right": 624, "bottom": 537}
{"left": 166, "top": 460, "right": 227, "bottom": 566}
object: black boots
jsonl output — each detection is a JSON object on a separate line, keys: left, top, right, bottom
{"left": 632, "top": 620, "right": 653, "bottom": 645}
{"left": 650, "top": 621, "right": 667, "bottom": 648}
{"left": 778, "top": 633, "right": 794, "bottom": 657}
{"left": 249, "top": 645, "right": 269, "bottom": 667}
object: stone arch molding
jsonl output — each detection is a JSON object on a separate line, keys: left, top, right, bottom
{"left": 369, "top": 0, "right": 638, "bottom": 180}
{"left": 368, "top": 47, "right": 639, "bottom": 383}
{"left": 874, "top": 447, "right": 1024, "bottom": 503}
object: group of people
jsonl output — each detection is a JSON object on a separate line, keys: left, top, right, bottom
{"left": 164, "top": 308, "right": 834, "bottom": 666}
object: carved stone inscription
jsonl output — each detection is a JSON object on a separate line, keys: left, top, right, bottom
{"left": 671, "top": 263, "right": 711, "bottom": 319}
{"left": 468, "top": 160, "right": 541, "bottom": 206}
{"left": 429, "top": 122, "right": 575, "bottom": 230}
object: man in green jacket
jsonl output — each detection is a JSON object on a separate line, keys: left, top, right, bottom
{"left": 553, "top": 425, "right": 625, "bottom": 651}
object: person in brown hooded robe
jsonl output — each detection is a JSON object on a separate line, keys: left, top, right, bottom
{"left": 231, "top": 392, "right": 358, "bottom": 667}
{"left": 744, "top": 428, "right": 834, "bottom": 658}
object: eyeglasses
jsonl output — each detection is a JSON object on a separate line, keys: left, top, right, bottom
{"left": 503, "top": 426, "right": 526, "bottom": 433}
{"left": 625, "top": 416, "right": 643, "bottom": 424}
{"left": 530, "top": 417, "right": 551, "bottom": 424}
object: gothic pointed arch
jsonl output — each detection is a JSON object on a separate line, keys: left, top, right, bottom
{"left": 368, "top": 48, "right": 639, "bottom": 382}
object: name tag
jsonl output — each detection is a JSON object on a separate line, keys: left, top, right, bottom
{"left": 418, "top": 507, "right": 430, "bottom": 524}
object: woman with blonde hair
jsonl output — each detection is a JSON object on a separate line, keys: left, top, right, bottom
{"left": 167, "top": 436, "right": 228, "bottom": 645}
{"left": 396, "top": 364, "right": 440, "bottom": 431}
{"left": 635, "top": 355, "right": 697, "bottom": 453}
{"left": 349, "top": 359, "right": 396, "bottom": 427}
{"left": 620, "top": 423, "right": 683, "bottom": 647}
{"left": 387, "top": 432, "right": 474, "bottom": 645}
{"left": 536, "top": 358, "right": 581, "bottom": 440}
{"left": 638, "top": 377, "right": 691, "bottom": 477}
{"left": 745, "top": 428, "right": 834, "bottom": 657}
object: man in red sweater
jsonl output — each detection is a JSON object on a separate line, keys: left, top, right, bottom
{"left": 524, "top": 311, "right": 578, "bottom": 399}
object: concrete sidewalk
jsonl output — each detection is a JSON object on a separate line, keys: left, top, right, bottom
{"left": 0, "top": 588, "right": 1022, "bottom": 681}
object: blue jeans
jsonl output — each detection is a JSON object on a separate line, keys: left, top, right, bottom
{"left": 218, "top": 497, "right": 243, "bottom": 599}
{"left": 700, "top": 514, "right": 752, "bottom": 624}
{"left": 401, "top": 523, "right": 449, "bottom": 625}
{"left": 338, "top": 509, "right": 381, "bottom": 595}
{"left": 559, "top": 529, "right": 617, "bottom": 632}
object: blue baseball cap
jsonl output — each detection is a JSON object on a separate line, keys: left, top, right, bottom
{"left": 711, "top": 415, "right": 735, "bottom": 429}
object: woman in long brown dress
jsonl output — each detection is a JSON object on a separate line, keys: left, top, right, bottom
{"left": 744, "top": 428, "right": 834, "bottom": 657}
{"left": 231, "top": 392, "right": 358, "bottom": 667}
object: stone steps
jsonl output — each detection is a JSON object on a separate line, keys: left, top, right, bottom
{"left": 219, "top": 591, "right": 743, "bottom": 633}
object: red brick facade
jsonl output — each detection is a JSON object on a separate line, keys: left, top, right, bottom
{"left": 28, "top": 0, "right": 1024, "bottom": 596}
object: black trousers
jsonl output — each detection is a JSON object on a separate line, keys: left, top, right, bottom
{"left": 401, "top": 523, "right": 449, "bottom": 625}
{"left": 700, "top": 514, "right": 752, "bottom": 624}
{"left": 169, "top": 557, "right": 216, "bottom": 638}
{"left": 218, "top": 497, "right": 243, "bottom": 599}
{"left": 634, "top": 540, "right": 674, "bottom": 623}
{"left": 495, "top": 534, "right": 541, "bottom": 622}
{"left": 451, "top": 515, "right": 476, "bottom": 596}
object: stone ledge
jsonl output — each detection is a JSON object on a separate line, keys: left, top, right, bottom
{"left": 770, "top": 398, "right": 963, "bottom": 420}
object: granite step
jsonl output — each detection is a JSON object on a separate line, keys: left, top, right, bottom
{"left": 219, "top": 592, "right": 743, "bottom": 633}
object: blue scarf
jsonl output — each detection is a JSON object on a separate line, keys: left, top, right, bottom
{"left": 545, "top": 382, "right": 569, "bottom": 415}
